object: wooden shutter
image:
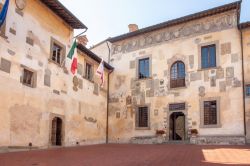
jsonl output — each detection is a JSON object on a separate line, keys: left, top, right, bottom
{"left": 138, "top": 107, "right": 148, "bottom": 127}
{"left": 204, "top": 101, "right": 217, "bottom": 125}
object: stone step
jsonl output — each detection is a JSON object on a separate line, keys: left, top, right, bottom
{"left": 163, "top": 140, "right": 190, "bottom": 144}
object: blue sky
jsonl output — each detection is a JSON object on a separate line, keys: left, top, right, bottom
{"left": 59, "top": 0, "right": 250, "bottom": 47}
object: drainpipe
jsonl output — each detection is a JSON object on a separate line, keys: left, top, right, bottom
{"left": 240, "top": 29, "right": 246, "bottom": 136}
{"left": 106, "top": 41, "right": 111, "bottom": 144}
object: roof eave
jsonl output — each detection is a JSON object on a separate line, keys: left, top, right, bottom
{"left": 77, "top": 44, "right": 114, "bottom": 71}
{"left": 40, "top": 0, "right": 87, "bottom": 29}
{"left": 239, "top": 22, "right": 250, "bottom": 30}
{"left": 108, "top": 1, "right": 241, "bottom": 43}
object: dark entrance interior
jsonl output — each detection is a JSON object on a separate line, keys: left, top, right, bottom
{"left": 169, "top": 112, "right": 185, "bottom": 141}
{"left": 51, "top": 117, "right": 62, "bottom": 146}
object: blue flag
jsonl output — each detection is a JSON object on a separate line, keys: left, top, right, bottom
{"left": 0, "top": 0, "right": 9, "bottom": 27}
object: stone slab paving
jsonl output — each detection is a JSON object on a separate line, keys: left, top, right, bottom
{"left": 0, "top": 144, "right": 250, "bottom": 166}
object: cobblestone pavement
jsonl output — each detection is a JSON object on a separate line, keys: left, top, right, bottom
{"left": 0, "top": 144, "right": 250, "bottom": 166}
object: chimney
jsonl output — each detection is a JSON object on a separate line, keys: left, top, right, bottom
{"left": 128, "top": 24, "right": 138, "bottom": 32}
{"left": 77, "top": 35, "right": 88, "bottom": 46}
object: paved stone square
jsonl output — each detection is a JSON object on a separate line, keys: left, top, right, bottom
{"left": 0, "top": 144, "right": 250, "bottom": 166}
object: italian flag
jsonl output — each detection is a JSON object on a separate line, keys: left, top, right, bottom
{"left": 67, "top": 40, "right": 78, "bottom": 75}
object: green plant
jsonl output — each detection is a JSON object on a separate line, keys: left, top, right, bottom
{"left": 156, "top": 130, "right": 165, "bottom": 135}
{"left": 190, "top": 129, "right": 198, "bottom": 135}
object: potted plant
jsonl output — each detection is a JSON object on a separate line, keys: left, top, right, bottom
{"left": 156, "top": 130, "right": 165, "bottom": 136}
{"left": 190, "top": 129, "right": 198, "bottom": 136}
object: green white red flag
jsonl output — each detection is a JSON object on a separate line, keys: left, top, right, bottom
{"left": 67, "top": 40, "right": 78, "bottom": 75}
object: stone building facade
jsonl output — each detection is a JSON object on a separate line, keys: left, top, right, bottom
{"left": 0, "top": 0, "right": 113, "bottom": 149}
{"left": 241, "top": 22, "right": 250, "bottom": 144}
{"left": 1, "top": 0, "right": 250, "bottom": 150}
{"left": 92, "top": 1, "right": 250, "bottom": 144}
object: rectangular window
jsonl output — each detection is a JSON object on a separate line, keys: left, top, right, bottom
{"left": 0, "top": 3, "right": 6, "bottom": 37}
{"left": 85, "top": 63, "right": 93, "bottom": 81}
{"left": 137, "top": 107, "right": 149, "bottom": 128}
{"left": 50, "top": 38, "right": 65, "bottom": 66}
{"left": 22, "top": 68, "right": 35, "bottom": 88}
{"left": 52, "top": 43, "right": 62, "bottom": 65}
{"left": 138, "top": 58, "right": 149, "bottom": 79}
{"left": 201, "top": 44, "right": 216, "bottom": 69}
{"left": 246, "top": 85, "right": 250, "bottom": 96}
{"left": 169, "top": 103, "right": 185, "bottom": 111}
{"left": 204, "top": 101, "right": 217, "bottom": 125}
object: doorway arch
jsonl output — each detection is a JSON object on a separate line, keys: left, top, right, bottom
{"left": 169, "top": 112, "right": 185, "bottom": 141}
{"left": 51, "top": 117, "right": 63, "bottom": 146}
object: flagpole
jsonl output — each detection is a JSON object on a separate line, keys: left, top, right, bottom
{"left": 61, "top": 28, "right": 88, "bottom": 68}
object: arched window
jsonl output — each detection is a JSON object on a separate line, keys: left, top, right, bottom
{"left": 170, "top": 61, "right": 185, "bottom": 88}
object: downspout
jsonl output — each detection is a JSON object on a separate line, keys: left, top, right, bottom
{"left": 240, "top": 28, "right": 247, "bottom": 136}
{"left": 73, "top": 28, "right": 88, "bottom": 39}
{"left": 106, "top": 41, "right": 112, "bottom": 144}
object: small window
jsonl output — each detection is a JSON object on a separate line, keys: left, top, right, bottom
{"left": 138, "top": 58, "right": 149, "bottom": 79}
{"left": 50, "top": 38, "right": 65, "bottom": 66}
{"left": 201, "top": 44, "right": 216, "bottom": 69}
{"left": 204, "top": 101, "right": 217, "bottom": 125}
{"left": 85, "top": 63, "right": 93, "bottom": 81}
{"left": 246, "top": 85, "right": 250, "bottom": 96}
{"left": 137, "top": 107, "right": 149, "bottom": 128}
{"left": 170, "top": 61, "right": 185, "bottom": 88}
{"left": 22, "top": 68, "right": 36, "bottom": 88}
{"left": 52, "top": 43, "right": 62, "bottom": 65}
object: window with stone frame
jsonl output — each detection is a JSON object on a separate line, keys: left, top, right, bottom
{"left": 22, "top": 68, "right": 36, "bottom": 88}
{"left": 138, "top": 58, "right": 150, "bottom": 79}
{"left": 201, "top": 44, "right": 216, "bottom": 69}
{"left": 246, "top": 85, "right": 250, "bottom": 97}
{"left": 50, "top": 38, "right": 65, "bottom": 66}
{"left": 0, "top": 3, "right": 6, "bottom": 37}
{"left": 203, "top": 101, "right": 217, "bottom": 125}
{"left": 170, "top": 61, "right": 185, "bottom": 88}
{"left": 85, "top": 62, "right": 93, "bottom": 81}
{"left": 52, "top": 43, "right": 62, "bottom": 65}
{"left": 136, "top": 107, "right": 149, "bottom": 128}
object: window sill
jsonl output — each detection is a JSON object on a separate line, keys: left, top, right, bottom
{"left": 135, "top": 127, "right": 151, "bottom": 130}
{"left": 199, "top": 124, "right": 222, "bottom": 128}
{"left": 197, "top": 66, "right": 221, "bottom": 71}
{"left": 82, "top": 76, "right": 94, "bottom": 84}
{"left": 48, "top": 59, "right": 63, "bottom": 67}
{"left": 136, "top": 77, "right": 152, "bottom": 81}
{"left": 22, "top": 83, "right": 35, "bottom": 88}
{"left": 170, "top": 86, "right": 187, "bottom": 90}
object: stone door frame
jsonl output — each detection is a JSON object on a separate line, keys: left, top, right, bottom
{"left": 166, "top": 104, "right": 188, "bottom": 141}
{"left": 48, "top": 113, "right": 65, "bottom": 147}
{"left": 169, "top": 112, "right": 186, "bottom": 140}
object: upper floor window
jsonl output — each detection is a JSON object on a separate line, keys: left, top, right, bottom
{"left": 170, "top": 61, "right": 185, "bottom": 88}
{"left": 0, "top": 3, "right": 6, "bottom": 37}
{"left": 246, "top": 85, "right": 250, "bottom": 97}
{"left": 50, "top": 38, "right": 65, "bottom": 66}
{"left": 22, "top": 68, "right": 36, "bottom": 88}
{"left": 204, "top": 101, "right": 217, "bottom": 125}
{"left": 201, "top": 44, "right": 216, "bottom": 69}
{"left": 85, "top": 62, "right": 93, "bottom": 81}
{"left": 138, "top": 58, "right": 149, "bottom": 79}
{"left": 52, "top": 43, "right": 62, "bottom": 65}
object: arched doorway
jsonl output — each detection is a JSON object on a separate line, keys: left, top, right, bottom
{"left": 169, "top": 112, "right": 185, "bottom": 141}
{"left": 51, "top": 117, "right": 63, "bottom": 146}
